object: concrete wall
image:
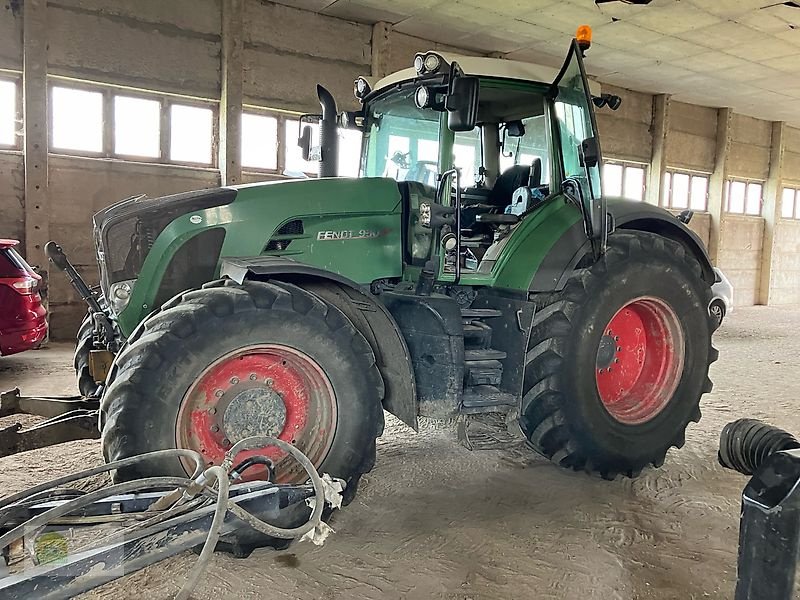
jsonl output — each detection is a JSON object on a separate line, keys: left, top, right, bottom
{"left": 1, "top": 0, "right": 800, "bottom": 339}
{"left": 595, "top": 84, "right": 652, "bottom": 163}
{"left": 666, "top": 101, "right": 716, "bottom": 173}
{"left": 0, "top": 154, "right": 25, "bottom": 245}
{"left": 728, "top": 114, "right": 772, "bottom": 180}
{"left": 717, "top": 216, "right": 765, "bottom": 306}
{"left": 243, "top": 1, "right": 371, "bottom": 111}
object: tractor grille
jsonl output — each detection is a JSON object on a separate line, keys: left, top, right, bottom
{"left": 265, "top": 220, "right": 304, "bottom": 253}
{"left": 153, "top": 228, "right": 226, "bottom": 308}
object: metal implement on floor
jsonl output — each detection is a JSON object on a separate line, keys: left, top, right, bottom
{"left": 719, "top": 418, "right": 800, "bottom": 600}
{"left": 0, "top": 436, "right": 342, "bottom": 600}
{"left": 0, "top": 388, "right": 100, "bottom": 458}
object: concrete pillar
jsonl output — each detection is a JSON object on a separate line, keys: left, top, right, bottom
{"left": 371, "top": 22, "right": 392, "bottom": 79}
{"left": 758, "top": 121, "right": 785, "bottom": 305}
{"left": 219, "top": 0, "right": 243, "bottom": 186}
{"left": 22, "top": 0, "right": 49, "bottom": 270}
{"left": 706, "top": 107, "right": 733, "bottom": 264}
{"left": 647, "top": 94, "right": 670, "bottom": 207}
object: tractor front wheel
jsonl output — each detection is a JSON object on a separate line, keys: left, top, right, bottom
{"left": 520, "top": 231, "right": 718, "bottom": 479}
{"left": 74, "top": 312, "right": 100, "bottom": 398}
{"left": 100, "top": 279, "right": 384, "bottom": 503}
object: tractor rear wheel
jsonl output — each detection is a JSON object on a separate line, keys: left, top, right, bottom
{"left": 520, "top": 231, "right": 718, "bottom": 479}
{"left": 74, "top": 312, "right": 100, "bottom": 398}
{"left": 100, "top": 279, "right": 384, "bottom": 503}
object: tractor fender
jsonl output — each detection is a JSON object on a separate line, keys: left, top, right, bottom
{"left": 528, "top": 199, "right": 715, "bottom": 292}
{"left": 221, "top": 256, "right": 418, "bottom": 430}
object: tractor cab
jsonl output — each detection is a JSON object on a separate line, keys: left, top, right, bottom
{"left": 326, "top": 34, "right": 617, "bottom": 283}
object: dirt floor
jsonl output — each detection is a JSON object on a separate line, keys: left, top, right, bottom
{"left": 1, "top": 305, "right": 799, "bottom": 599}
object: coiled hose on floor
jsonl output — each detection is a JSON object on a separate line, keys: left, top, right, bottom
{"left": 0, "top": 437, "right": 328, "bottom": 600}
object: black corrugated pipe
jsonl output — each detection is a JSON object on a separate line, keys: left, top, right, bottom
{"left": 719, "top": 418, "right": 800, "bottom": 476}
{"left": 317, "top": 85, "right": 338, "bottom": 178}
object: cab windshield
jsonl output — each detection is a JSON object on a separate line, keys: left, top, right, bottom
{"left": 361, "top": 87, "right": 442, "bottom": 187}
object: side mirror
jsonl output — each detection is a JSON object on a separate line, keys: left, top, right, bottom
{"left": 298, "top": 125, "right": 312, "bottom": 161}
{"left": 446, "top": 76, "right": 479, "bottom": 132}
{"left": 580, "top": 136, "right": 600, "bottom": 168}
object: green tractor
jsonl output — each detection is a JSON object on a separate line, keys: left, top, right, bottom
{"left": 73, "top": 34, "right": 717, "bottom": 500}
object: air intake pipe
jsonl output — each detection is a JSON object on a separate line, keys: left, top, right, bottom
{"left": 317, "top": 85, "right": 339, "bottom": 178}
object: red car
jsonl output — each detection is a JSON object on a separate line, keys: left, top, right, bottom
{"left": 0, "top": 239, "right": 47, "bottom": 356}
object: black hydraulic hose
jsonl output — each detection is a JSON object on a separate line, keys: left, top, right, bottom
{"left": 0, "top": 448, "right": 205, "bottom": 511}
{"left": 230, "top": 456, "right": 274, "bottom": 482}
{"left": 719, "top": 419, "right": 800, "bottom": 476}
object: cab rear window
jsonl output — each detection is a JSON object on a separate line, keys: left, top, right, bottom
{"left": 0, "top": 247, "right": 32, "bottom": 278}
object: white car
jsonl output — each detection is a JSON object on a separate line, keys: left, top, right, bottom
{"left": 710, "top": 268, "right": 733, "bottom": 326}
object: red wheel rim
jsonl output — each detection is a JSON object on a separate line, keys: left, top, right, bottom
{"left": 176, "top": 345, "right": 337, "bottom": 483}
{"left": 595, "top": 297, "right": 685, "bottom": 425}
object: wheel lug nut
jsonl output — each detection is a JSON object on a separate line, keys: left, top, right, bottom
{"left": 249, "top": 373, "right": 257, "bottom": 381}
{"left": 265, "top": 378, "right": 273, "bottom": 386}
{"left": 215, "top": 389, "right": 223, "bottom": 398}
{"left": 614, "top": 336, "right": 619, "bottom": 341}
{"left": 208, "top": 407, "right": 217, "bottom": 415}
{"left": 616, "top": 347, "right": 622, "bottom": 352}
{"left": 230, "top": 377, "right": 239, "bottom": 385}
{"left": 211, "top": 424, "right": 219, "bottom": 432}
{"left": 222, "top": 438, "right": 231, "bottom": 448}
{"left": 614, "top": 358, "right": 619, "bottom": 363}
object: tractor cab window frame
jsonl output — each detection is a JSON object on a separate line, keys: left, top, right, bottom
{"left": 550, "top": 42, "right": 603, "bottom": 200}
{"left": 360, "top": 85, "right": 447, "bottom": 189}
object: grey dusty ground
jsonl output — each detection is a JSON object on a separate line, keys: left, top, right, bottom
{"left": 1, "top": 306, "right": 798, "bottom": 599}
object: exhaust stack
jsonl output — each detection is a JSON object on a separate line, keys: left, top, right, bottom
{"left": 317, "top": 85, "right": 339, "bottom": 178}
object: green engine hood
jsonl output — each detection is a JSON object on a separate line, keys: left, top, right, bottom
{"left": 114, "top": 177, "right": 405, "bottom": 335}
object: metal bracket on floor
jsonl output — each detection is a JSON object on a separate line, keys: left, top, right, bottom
{"left": 0, "top": 388, "right": 100, "bottom": 458}
{"left": 0, "top": 481, "right": 318, "bottom": 600}
{"left": 719, "top": 418, "right": 800, "bottom": 600}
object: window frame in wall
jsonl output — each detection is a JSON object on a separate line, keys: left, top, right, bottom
{"left": 0, "top": 73, "right": 22, "bottom": 151}
{"left": 601, "top": 159, "right": 648, "bottom": 202}
{"left": 241, "top": 103, "right": 363, "bottom": 179}
{"left": 47, "top": 76, "right": 219, "bottom": 168}
{"left": 724, "top": 178, "right": 764, "bottom": 216}
{"left": 662, "top": 168, "right": 710, "bottom": 212}
{"left": 781, "top": 185, "right": 800, "bottom": 221}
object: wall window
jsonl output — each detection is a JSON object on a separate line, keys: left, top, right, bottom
{"left": 114, "top": 96, "right": 160, "bottom": 158}
{"left": 0, "top": 79, "right": 17, "bottom": 147}
{"left": 281, "top": 119, "right": 362, "bottom": 178}
{"left": 338, "top": 128, "right": 362, "bottom": 178}
{"left": 170, "top": 104, "right": 213, "bottom": 164}
{"left": 725, "top": 179, "right": 763, "bottom": 216}
{"left": 602, "top": 161, "right": 646, "bottom": 201}
{"left": 242, "top": 112, "right": 278, "bottom": 170}
{"left": 782, "top": 187, "right": 800, "bottom": 220}
{"left": 663, "top": 170, "right": 709, "bottom": 211}
{"left": 49, "top": 80, "right": 217, "bottom": 166}
{"left": 51, "top": 86, "right": 103, "bottom": 153}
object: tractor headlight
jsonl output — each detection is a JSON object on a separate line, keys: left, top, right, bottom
{"left": 414, "top": 86, "right": 430, "bottom": 109}
{"left": 109, "top": 279, "right": 135, "bottom": 313}
{"left": 414, "top": 54, "right": 425, "bottom": 75}
{"left": 423, "top": 53, "right": 441, "bottom": 74}
{"left": 353, "top": 76, "right": 371, "bottom": 100}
